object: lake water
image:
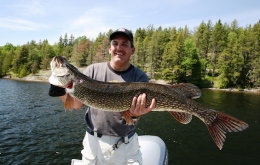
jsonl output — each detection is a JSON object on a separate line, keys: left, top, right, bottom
{"left": 0, "top": 79, "right": 259, "bottom": 165}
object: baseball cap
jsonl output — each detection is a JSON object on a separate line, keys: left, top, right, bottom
{"left": 110, "top": 28, "right": 134, "bottom": 47}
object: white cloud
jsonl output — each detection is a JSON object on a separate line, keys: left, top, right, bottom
{"left": 13, "top": 0, "right": 46, "bottom": 16}
{"left": 0, "top": 18, "right": 48, "bottom": 31}
{"left": 67, "top": 7, "right": 120, "bottom": 39}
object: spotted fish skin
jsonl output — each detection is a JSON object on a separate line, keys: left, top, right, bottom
{"left": 49, "top": 56, "right": 249, "bottom": 150}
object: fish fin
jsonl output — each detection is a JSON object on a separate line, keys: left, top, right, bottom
{"left": 168, "top": 111, "right": 192, "bottom": 124}
{"left": 206, "top": 111, "right": 249, "bottom": 150}
{"left": 121, "top": 110, "right": 135, "bottom": 125}
{"left": 166, "top": 83, "right": 201, "bottom": 99}
{"left": 64, "top": 93, "right": 75, "bottom": 112}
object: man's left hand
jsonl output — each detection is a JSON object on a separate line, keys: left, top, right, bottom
{"left": 129, "top": 93, "right": 156, "bottom": 117}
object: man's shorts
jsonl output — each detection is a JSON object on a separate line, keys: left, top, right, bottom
{"left": 81, "top": 131, "right": 142, "bottom": 165}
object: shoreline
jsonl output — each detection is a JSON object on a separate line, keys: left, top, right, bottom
{"left": 2, "top": 70, "right": 259, "bottom": 93}
{"left": 201, "top": 87, "right": 260, "bottom": 93}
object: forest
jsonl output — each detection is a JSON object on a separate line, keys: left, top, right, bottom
{"left": 0, "top": 19, "right": 260, "bottom": 89}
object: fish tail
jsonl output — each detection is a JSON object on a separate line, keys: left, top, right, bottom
{"left": 206, "top": 111, "right": 249, "bottom": 150}
{"left": 64, "top": 93, "right": 75, "bottom": 111}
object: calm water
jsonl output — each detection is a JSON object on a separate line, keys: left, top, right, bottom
{"left": 0, "top": 79, "right": 259, "bottom": 165}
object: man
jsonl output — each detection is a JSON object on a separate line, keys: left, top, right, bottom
{"left": 49, "top": 28, "right": 156, "bottom": 165}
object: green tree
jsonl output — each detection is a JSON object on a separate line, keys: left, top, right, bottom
{"left": 87, "top": 41, "right": 95, "bottom": 65}
{"left": 0, "top": 50, "right": 3, "bottom": 76}
{"left": 12, "top": 45, "right": 29, "bottom": 75}
{"left": 133, "top": 28, "right": 147, "bottom": 70}
{"left": 217, "top": 32, "right": 239, "bottom": 88}
{"left": 57, "top": 36, "right": 64, "bottom": 55}
{"left": 63, "top": 33, "right": 68, "bottom": 47}
{"left": 2, "top": 48, "right": 15, "bottom": 75}
{"left": 28, "top": 40, "right": 36, "bottom": 61}
{"left": 249, "top": 20, "right": 260, "bottom": 86}
{"left": 211, "top": 19, "right": 226, "bottom": 77}
{"left": 40, "top": 44, "right": 55, "bottom": 70}
{"left": 162, "top": 28, "right": 184, "bottom": 83}
{"left": 72, "top": 39, "right": 92, "bottom": 66}
{"left": 195, "top": 20, "right": 212, "bottom": 79}
{"left": 95, "top": 37, "right": 109, "bottom": 63}
{"left": 69, "top": 34, "right": 75, "bottom": 46}
{"left": 182, "top": 38, "right": 201, "bottom": 86}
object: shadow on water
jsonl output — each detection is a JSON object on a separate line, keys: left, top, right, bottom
{"left": 0, "top": 79, "right": 259, "bottom": 165}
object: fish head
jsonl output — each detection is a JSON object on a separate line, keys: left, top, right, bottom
{"left": 50, "top": 56, "right": 69, "bottom": 75}
{"left": 49, "top": 56, "right": 74, "bottom": 88}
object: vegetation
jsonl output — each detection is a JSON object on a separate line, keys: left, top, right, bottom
{"left": 1, "top": 19, "right": 260, "bottom": 89}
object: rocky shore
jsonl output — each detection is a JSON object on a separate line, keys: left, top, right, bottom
{"left": 201, "top": 87, "right": 260, "bottom": 93}
{"left": 1, "top": 67, "right": 86, "bottom": 83}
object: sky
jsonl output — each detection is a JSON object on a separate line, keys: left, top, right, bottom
{"left": 1, "top": 0, "right": 260, "bottom": 46}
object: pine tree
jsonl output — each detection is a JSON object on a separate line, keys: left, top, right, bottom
{"left": 133, "top": 28, "right": 147, "bottom": 70}
{"left": 58, "top": 36, "right": 64, "bottom": 55}
{"left": 28, "top": 40, "right": 36, "bottom": 61}
{"left": 162, "top": 29, "right": 184, "bottom": 83}
{"left": 69, "top": 34, "right": 75, "bottom": 46}
{"left": 95, "top": 37, "right": 109, "bottom": 63}
{"left": 63, "top": 33, "right": 68, "bottom": 47}
{"left": 250, "top": 20, "right": 260, "bottom": 86}
{"left": 211, "top": 19, "right": 226, "bottom": 77}
{"left": 40, "top": 44, "right": 55, "bottom": 70}
{"left": 87, "top": 42, "right": 95, "bottom": 65}
{"left": 217, "top": 32, "right": 239, "bottom": 88}
{"left": 162, "top": 27, "right": 177, "bottom": 83}
{"left": 182, "top": 38, "right": 201, "bottom": 86}
{"left": 0, "top": 50, "right": 3, "bottom": 76}
{"left": 2, "top": 48, "right": 15, "bottom": 75}
{"left": 12, "top": 45, "right": 29, "bottom": 75}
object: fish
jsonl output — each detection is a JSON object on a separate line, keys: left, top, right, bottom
{"left": 49, "top": 56, "right": 249, "bottom": 150}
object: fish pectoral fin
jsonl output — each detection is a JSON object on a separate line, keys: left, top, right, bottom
{"left": 168, "top": 111, "right": 192, "bottom": 124}
{"left": 206, "top": 111, "right": 249, "bottom": 150}
{"left": 121, "top": 110, "right": 135, "bottom": 125}
{"left": 64, "top": 93, "right": 75, "bottom": 112}
{"left": 165, "top": 83, "right": 201, "bottom": 99}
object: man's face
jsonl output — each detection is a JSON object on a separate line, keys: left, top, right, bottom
{"left": 109, "top": 33, "right": 135, "bottom": 70}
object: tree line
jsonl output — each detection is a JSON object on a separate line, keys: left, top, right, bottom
{"left": 0, "top": 19, "right": 260, "bottom": 89}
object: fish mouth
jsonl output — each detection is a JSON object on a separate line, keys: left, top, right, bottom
{"left": 66, "top": 80, "right": 73, "bottom": 89}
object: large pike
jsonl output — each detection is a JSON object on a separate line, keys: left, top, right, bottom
{"left": 49, "top": 56, "right": 249, "bottom": 150}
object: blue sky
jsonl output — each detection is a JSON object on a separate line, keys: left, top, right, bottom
{"left": 1, "top": 0, "right": 260, "bottom": 46}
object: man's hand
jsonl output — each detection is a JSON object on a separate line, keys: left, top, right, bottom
{"left": 49, "top": 84, "right": 66, "bottom": 97}
{"left": 129, "top": 93, "right": 156, "bottom": 117}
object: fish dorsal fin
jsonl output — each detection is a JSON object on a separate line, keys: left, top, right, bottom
{"left": 166, "top": 83, "right": 201, "bottom": 99}
{"left": 168, "top": 111, "right": 192, "bottom": 124}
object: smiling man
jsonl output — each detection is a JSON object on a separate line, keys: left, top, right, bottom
{"left": 109, "top": 28, "right": 135, "bottom": 71}
{"left": 49, "top": 28, "right": 156, "bottom": 165}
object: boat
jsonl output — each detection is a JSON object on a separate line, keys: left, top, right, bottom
{"left": 71, "top": 135, "right": 168, "bottom": 165}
